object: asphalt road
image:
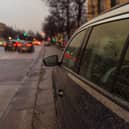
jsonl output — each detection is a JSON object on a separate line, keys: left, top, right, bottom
{"left": 0, "top": 46, "right": 41, "bottom": 119}
{"left": 0, "top": 44, "right": 63, "bottom": 129}
{"left": 0, "top": 46, "right": 41, "bottom": 82}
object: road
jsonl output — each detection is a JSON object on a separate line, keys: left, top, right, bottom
{"left": 0, "top": 44, "right": 63, "bottom": 129}
{"left": 0, "top": 46, "right": 41, "bottom": 119}
{"left": 0, "top": 46, "right": 41, "bottom": 82}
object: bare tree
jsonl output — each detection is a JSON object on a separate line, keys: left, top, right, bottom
{"left": 74, "top": 0, "right": 86, "bottom": 27}
{"left": 42, "top": 0, "right": 87, "bottom": 38}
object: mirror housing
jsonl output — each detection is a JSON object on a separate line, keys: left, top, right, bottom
{"left": 43, "top": 55, "right": 59, "bottom": 66}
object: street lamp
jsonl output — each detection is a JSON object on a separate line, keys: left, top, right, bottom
{"left": 9, "top": 36, "right": 12, "bottom": 40}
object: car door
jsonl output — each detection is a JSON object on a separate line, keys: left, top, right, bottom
{"left": 53, "top": 18, "right": 129, "bottom": 129}
{"left": 78, "top": 18, "right": 129, "bottom": 128}
{"left": 53, "top": 29, "right": 90, "bottom": 129}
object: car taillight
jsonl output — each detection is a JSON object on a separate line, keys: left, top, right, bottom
{"left": 38, "top": 42, "right": 41, "bottom": 45}
{"left": 4, "top": 43, "right": 7, "bottom": 46}
{"left": 13, "top": 43, "right": 17, "bottom": 47}
{"left": 16, "top": 42, "right": 19, "bottom": 45}
{"left": 26, "top": 44, "right": 32, "bottom": 47}
{"left": 17, "top": 43, "right": 22, "bottom": 47}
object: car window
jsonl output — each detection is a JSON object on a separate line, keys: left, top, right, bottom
{"left": 112, "top": 46, "right": 129, "bottom": 102}
{"left": 79, "top": 19, "right": 129, "bottom": 96}
{"left": 63, "top": 30, "right": 87, "bottom": 72}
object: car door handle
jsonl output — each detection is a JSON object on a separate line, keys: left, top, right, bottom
{"left": 57, "top": 89, "right": 64, "bottom": 97}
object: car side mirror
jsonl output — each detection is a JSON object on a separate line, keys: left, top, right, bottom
{"left": 43, "top": 55, "right": 59, "bottom": 66}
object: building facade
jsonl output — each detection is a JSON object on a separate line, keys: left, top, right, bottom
{"left": 87, "top": 0, "right": 129, "bottom": 21}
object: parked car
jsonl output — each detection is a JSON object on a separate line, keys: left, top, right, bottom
{"left": 17, "top": 41, "right": 34, "bottom": 53}
{"left": 43, "top": 3, "right": 129, "bottom": 129}
{"left": 4, "top": 40, "right": 17, "bottom": 51}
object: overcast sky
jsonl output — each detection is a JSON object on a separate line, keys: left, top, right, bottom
{"left": 0, "top": 0, "right": 49, "bottom": 32}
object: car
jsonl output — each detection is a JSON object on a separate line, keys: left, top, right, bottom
{"left": 17, "top": 41, "right": 34, "bottom": 53}
{"left": 44, "top": 41, "right": 51, "bottom": 46}
{"left": 43, "top": 3, "right": 129, "bottom": 129}
{"left": 4, "top": 40, "right": 17, "bottom": 51}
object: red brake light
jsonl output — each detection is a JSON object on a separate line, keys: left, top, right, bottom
{"left": 26, "top": 43, "right": 32, "bottom": 47}
{"left": 4, "top": 43, "right": 7, "bottom": 46}
{"left": 13, "top": 43, "right": 17, "bottom": 47}
{"left": 37, "top": 41, "right": 41, "bottom": 45}
{"left": 16, "top": 42, "right": 19, "bottom": 45}
{"left": 17, "top": 43, "right": 22, "bottom": 47}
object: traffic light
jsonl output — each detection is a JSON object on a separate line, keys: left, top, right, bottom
{"left": 24, "top": 32, "right": 27, "bottom": 36}
{"left": 17, "top": 38, "right": 20, "bottom": 41}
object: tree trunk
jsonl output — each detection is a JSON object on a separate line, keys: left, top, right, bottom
{"left": 66, "top": 0, "right": 70, "bottom": 39}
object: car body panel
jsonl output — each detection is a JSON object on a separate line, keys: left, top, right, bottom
{"left": 53, "top": 66, "right": 129, "bottom": 129}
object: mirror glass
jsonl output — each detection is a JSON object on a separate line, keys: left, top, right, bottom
{"left": 43, "top": 55, "right": 58, "bottom": 66}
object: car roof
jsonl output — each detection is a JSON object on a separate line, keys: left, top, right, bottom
{"left": 10, "top": 40, "right": 17, "bottom": 42}
{"left": 17, "top": 40, "right": 29, "bottom": 43}
{"left": 78, "top": 3, "right": 129, "bottom": 31}
{"left": 10, "top": 39, "right": 22, "bottom": 43}
{"left": 8, "top": 41, "right": 15, "bottom": 43}
{"left": 25, "top": 41, "right": 32, "bottom": 43}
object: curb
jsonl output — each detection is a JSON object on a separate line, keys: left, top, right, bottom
{"left": 22, "top": 44, "right": 45, "bottom": 83}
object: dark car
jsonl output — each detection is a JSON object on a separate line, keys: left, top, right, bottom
{"left": 17, "top": 41, "right": 34, "bottom": 53}
{"left": 4, "top": 40, "right": 17, "bottom": 51}
{"left": 43, "top": 4, "right": 129, "bottom": 129}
